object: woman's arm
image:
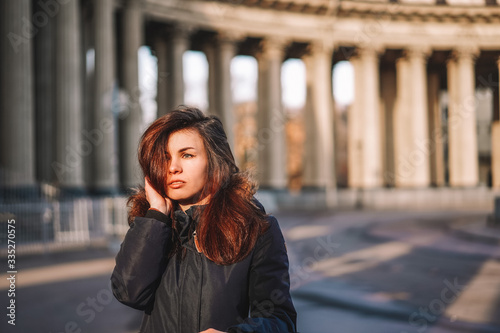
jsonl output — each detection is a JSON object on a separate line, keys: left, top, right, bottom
{"left": 110, "top": 210, "right": 172, "bottom": 310}
{"left": 111, "top": 178, "right": 174, "bottom": 310}
{"left": 227, "top": 216, "right": 298, "bottom": 333}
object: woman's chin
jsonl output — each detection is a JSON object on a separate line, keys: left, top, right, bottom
{"left": 166, "top": 191, "right": 189, "bottom": 203}
{"left": 173, "top": 195, "right": 209, "bottom": 209}
{"left": 170, "top": 196, "right": 197, "bottom": 207}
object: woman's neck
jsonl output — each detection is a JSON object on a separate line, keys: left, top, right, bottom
{"left": 178, "top": 195, "right": 210, "bottom": 212}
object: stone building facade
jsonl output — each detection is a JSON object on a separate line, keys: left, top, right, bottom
{"left": 1, "top": 0, "right": 500, "bottom": 208}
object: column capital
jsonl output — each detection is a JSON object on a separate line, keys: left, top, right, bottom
{"left": 259, "top": 37, "right": 290, "bottom": 60}
{"left": 216, "top": 31, "right": 244, "bottom": 56}
{"left": 356, "top": 45, "right": 384, "bottom": 59}
{"left": 451, "top": 45, "right": 480, "bottom": 61}
{"left": 124, "top": 0, "right": 143, "bottom": 10}
{"left": 152, "top": 25, "right": 171, "bottom": 41}
{"left": 201, "top": 36, "right": 216, "bottom": 54}
{"left": 95, "top": 0, "right": 114, "bottom": 8}
{"left": 403, "top": 45, "right": 432, "bottom": 60}
{"left": 168, "top": 23, "right": 196, "bottom": 41}
{"left": 216, "top": 30, "right": 246, "bottom": 44}
{"left": 308, "top": 39, "right": 335, "bottom": 56}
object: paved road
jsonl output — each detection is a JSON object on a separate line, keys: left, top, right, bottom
{"left": 278, "top": 209, "right": 500, "bottom": 333}
{"left": 1, "top": 209, "right": 499, "bottom": 333}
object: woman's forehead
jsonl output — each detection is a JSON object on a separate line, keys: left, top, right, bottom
{"left": 167, "top": 129, "right": 204, "bottom": 151}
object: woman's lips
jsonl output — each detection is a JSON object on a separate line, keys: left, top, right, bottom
{"left": 168, "top": 181, "right": 185, "bottom": 189}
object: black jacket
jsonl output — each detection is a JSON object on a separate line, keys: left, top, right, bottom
{"left": 110, "top": 204, "right": 297, "bottom": 333}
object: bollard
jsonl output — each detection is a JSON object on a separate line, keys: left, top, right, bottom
{"left": 495, "top": 197, "right": 500, "bottom": 219}
{"left": 487, "top": 197, "right": 500, "bottom": 227}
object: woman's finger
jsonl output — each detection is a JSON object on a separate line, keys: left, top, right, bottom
{"left": 144, "top": 177, "right": 168, "bottom": 213}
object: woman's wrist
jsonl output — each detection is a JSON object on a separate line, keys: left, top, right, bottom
{"left": 145, "top": 208, "right": 172, "bottom": 226}
{"left": 148, "top": 206, "right": 168, "bottom": 214}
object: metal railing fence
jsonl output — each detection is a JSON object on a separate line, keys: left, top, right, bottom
{"left": 0, "top": 196, "right": 130, "bottom": 256}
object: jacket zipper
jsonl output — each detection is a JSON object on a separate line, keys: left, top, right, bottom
{"left": 193, "top": 230, "right": 201, "bottom": 253}
{"left": 194, "top": 230, "right": 203, "bottom": 332}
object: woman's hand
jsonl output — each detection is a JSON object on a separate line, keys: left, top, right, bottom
{"left": 145, "top": 177, "right": 172, "bottom": 215}
{"left": 199, "top": 329, "right": 226, "bottom": 333}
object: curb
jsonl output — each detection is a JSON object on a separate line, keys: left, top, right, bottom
{"left": 291, "top": 288, "right": 413, "bottom": 322}
{"left": 291, "top": 279, "right": 416, "bottom": 322}
{"left": 451, "top": 222, "right": 500, "bottom": 246}
{"left": 292, "top": 284, "right": 500, "bottom": 333}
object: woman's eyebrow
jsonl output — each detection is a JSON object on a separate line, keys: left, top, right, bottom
{"left": 178, "top": 147, "right": 196, "bottom": 153}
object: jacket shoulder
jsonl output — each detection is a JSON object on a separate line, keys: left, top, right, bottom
{"left": 251, "top": 196, "right": 266, "bottom": 214}
{"left": 254, "top": 214, "right": 285, "bottom": 253}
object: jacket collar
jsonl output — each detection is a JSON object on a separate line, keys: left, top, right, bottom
{"left": 173, "top": 205, "right": 206, "bottom": 245}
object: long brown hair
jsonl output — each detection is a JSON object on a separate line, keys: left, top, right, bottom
{"left": 127, "top": 106, "right": 269, "bottom": 265}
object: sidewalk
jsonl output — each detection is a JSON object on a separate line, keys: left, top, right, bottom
{"left": 291, "top": 215, "right": 500, "bottom": 333}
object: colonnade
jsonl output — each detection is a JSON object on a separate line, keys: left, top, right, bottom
{"left": 1, "top": 0, "right": 499, "bottom": 197}
{"left": 351, "top": 45, "right": 490, "bottom": 189}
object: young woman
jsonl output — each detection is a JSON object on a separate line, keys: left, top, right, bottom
{"left": 111, "top": 106, "right": 297, "bottom": 333}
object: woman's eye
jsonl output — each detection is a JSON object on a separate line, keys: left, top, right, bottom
{"left": 183, "top": 153, "right": 194, "bottom": 159}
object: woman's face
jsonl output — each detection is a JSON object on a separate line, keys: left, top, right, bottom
{"left": 165, "top": 129, "right": 209, "bottom": 211}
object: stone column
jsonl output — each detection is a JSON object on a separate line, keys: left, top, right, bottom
{"left": 0, "top": 1, "right": 35, "bottom": 187}
{"left": 447, "top": 47, "right": 479, "bottom": 187}
{"left": 255, "top": 51, "right": 268, "bottom": 174}
{"left": 447, "top": 57, "right": 458, "bottom": 186}
{"left": 214, "top": 32, "right": 240, "bottom": 152}
{"left": 204, "top": 41, "right": 218, "bottom": 117}
{"left": 167, "top": 25, "right": 192, "bottom": 111}
{"left": 393, "top": 55, "right": 411, "bottom": 188}
{"left": 380, "top": 67, "right": 397, "bottom": 187}
{"left": 34, "top": 0, "right": 55, "bottom": 184}
{"left": 256, "top": 38, "right": 288, "bottom": 189}
{"left": 54, "top": 0, "right": 84, "bottom": 190}
{"left": 408, "top": 48, "right": 431, "bottom": 187}
{"left": 492, "top": 57, "right": 500, "bottom": 188}
{"left": 427, "top": 71, "right": 445, "bottom": 187}
{"left": 120, "top": 0, "right": 143, "bottom": 188}
{"left": 154, "top": 30, "right": 169, "bottom": 117}
{"left": 348, "top": 55, "right": 364, "bottom": 188}
{"left": 393, "top": 48, "right": 431, "bottom": 187}
{"left": 93, "top": 0, "right": 118, "bottom": 193}
{"left": 348, "top": 47, "right": 383, "bottom": 188}
{"left": 363, "top": 47, "right": 383, "bottom": 188}
{"left": 302, "top": 55, "right": 317, "bottom": 188}
{"left": 302, "top": 41, "right": 336, "bottom": 191}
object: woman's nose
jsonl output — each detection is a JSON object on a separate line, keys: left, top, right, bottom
{"left": 168, "top": 158, "right": 181, "bottom": 174}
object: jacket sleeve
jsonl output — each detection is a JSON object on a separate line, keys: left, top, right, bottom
{"left": 110, "top": 209, "right": 173, "bottom": 311}
{"left": 227, "top": 216, "right": 298, "bottom": 333}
